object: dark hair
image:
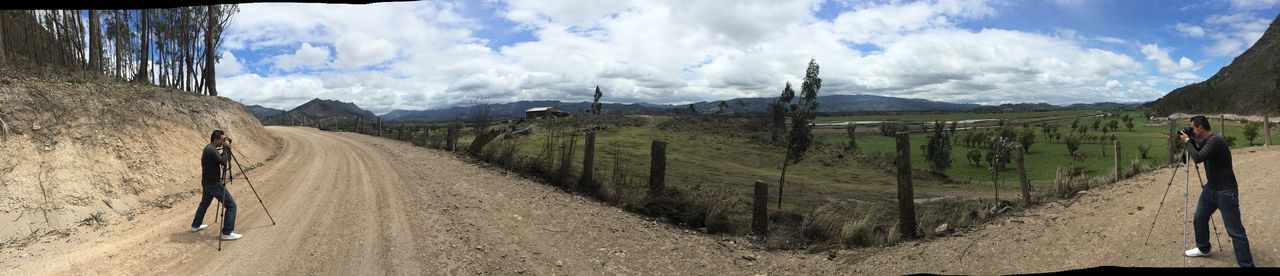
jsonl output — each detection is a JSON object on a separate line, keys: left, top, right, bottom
{"left": 1190, "top": 115, "right": 1211, "bottom": 131}
{"left": 210, "top": 130, "right": 225, "bottom": 142}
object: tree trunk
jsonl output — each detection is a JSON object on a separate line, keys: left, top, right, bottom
{"left": 204, "top": 5, "right": 217, "bottom": 96}
{"left": 776, "top": 157, "right": 789, "bottom": 208}
{"left": 89, "top": 10, "right": 102, "bottom": 74}
{"left": 137, "top": 9, "right": 150, "bottom": 83}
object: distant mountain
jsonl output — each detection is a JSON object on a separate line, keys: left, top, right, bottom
{"left": 1064, "top": 102, "right": 1144, "bottom": 110}
{"left": 382, "top": 94, "right": 983, "bottom": 122}
{"left": 686, "top": 94, "right": 983, "bottom": 115}
{"left": 265, "top": 98, "right": 378, "bottom": 126}
{"left": 382, "top": 100, "right": 670, "bottom": 122}
{"left": 1146, "top": 14, "right": 1280, "bottom": 116}
{"left": 244, "top": 104, "right": 285, "bottom": 122}
{"left": 973, "top": 103, "right": 1060, "bottom": 113}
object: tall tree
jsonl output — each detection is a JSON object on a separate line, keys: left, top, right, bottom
{"left": 592, "top": 85, "right": 603, "bottom": 115}
{"left": 777, "top": 59, "right": 821, "bottom": 208}
{"left": 137, "top": 9, "right": 150, "bottom": 82}
{"left": 89, "top": 10, "right": 102, "bottom": 74}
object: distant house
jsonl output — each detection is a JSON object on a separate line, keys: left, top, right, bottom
{"left": 525, "top": 107, "right": 570, "bottom": 119}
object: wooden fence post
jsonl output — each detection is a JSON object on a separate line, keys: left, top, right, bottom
{"left": 894, "top": 132, "right": 917, "bottom": 239}
{"left": 377, "top": 117, "right": 383, "bottom": 137}
{"left": 446, "top": 126, "right": 457, "bottom": 151}
{"left": 648, "top": 140, "right": 666, "bottom": 196}
{"left": 1266, "top": 114, "right": 1272, "bottom": 146}
{"left": 1114, "top": 140, "right": 1122, "bottom": 182}
{"left": 1167, "top": 119, "right": 1175, "bottom": 164}
{"left": 580, "top": 131, "right": 597, "bottom": 194}
{"left": 1219, "top": 114, "right": 1225, "bottom": 135}
{"left": 1016, "top": 145, "right": 1030, "bottom": 207}
{"left": 753, "top": 180, "right": 768, "bottom": 236}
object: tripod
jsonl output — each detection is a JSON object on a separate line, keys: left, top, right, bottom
{"left": 214, "top": 146, "right": 277, "bottom": 251}
{"left": 1143, "top": 148, "right": 1223, "bottom": 256}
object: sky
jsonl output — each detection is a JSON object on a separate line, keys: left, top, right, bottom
{"left": 214, "top": 0, "right": 1280, "bottom": 114}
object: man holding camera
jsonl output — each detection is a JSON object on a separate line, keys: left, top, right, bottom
{"left": 190, "top": 130, "right": 242, "bottom": 241}
{"left": 1179, "top": 115, "right": 1252, "bottom": 267}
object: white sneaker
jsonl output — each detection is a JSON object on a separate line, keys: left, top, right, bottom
{"left": 192, "top": 224, "right": 209, "bottom": 232}
{"left": 1184, "top": 247, "right": 1210, "bottom": 257}
{"left": 221, "top": 232, "right": 243, "bottom": 241}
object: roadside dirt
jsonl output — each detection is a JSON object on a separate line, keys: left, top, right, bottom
{"left": 0, "top": 127, "right": 1274, "bottom": 274}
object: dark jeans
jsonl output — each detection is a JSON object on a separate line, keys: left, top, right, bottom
{"left": 1194, "top": 188, "right": 1254, "bottom": 267}
{"left": 192, "top": 182, "right": 237, "bottom": 235}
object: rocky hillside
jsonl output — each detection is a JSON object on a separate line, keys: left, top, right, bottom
{"left": 1146, "top": 14, "right": 1280, "bottom": 116}
{"left": 0, "top": 68, "right": 279, "bottom": 244}
{"left": 264, "top": 98, "right": 377, "bottom": 127}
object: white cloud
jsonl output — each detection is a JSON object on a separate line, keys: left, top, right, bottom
{"left": 1105, "top": 79, "right": 1121, "bottom": 89}
{"left": 273, "top": 42, "right": 331, "bottom": 71}
{"left": 1227, "top": 0, "right": 1280, "bottom": 10}
{"left": 1140, "top": 44, "right": 1199, "bottom": 80}
{"left": 1174, "top": 23, "right": 1206, "bottom": 38}
{"left": 1200, "top": 13, "right": 1271, "bottom": 57}
{"left": 335, "top": 32, "right": 397, "bottom": 69}
{"left": 216, "top": 51, "right": 245, "bottom": 77}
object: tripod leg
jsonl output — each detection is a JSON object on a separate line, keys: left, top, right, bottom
{"left": 218, "top": 189, "right": 224, "bottom": 251}
{"left": 230, "top": 148, "right": 277, "bottom": 225}
{"left": 1144, "top": 161, "right": 1179, "bottom": 245}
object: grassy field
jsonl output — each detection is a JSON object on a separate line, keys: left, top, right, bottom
{"left": 822, "top": 110, "right": 1265, "bottom": 191}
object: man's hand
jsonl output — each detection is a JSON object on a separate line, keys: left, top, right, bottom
{"left": 1178, "top": 131, "right": 1189, "bottom": 143}
{"left": 221, "top": 137, "right": 232, "bottom": 149}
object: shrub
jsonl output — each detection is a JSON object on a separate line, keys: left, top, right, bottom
{"left": 922, "top": 122, "right": 953, "bottom": 175}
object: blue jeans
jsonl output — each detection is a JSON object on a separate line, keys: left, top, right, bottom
{"left": 191, "top": 182, "right": 237, "bottom": 235}
{"left": 1194, "top": 188, "right": 1253, "bottom": 267}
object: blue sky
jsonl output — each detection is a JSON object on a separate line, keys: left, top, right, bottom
{"left": 213, "top": 0, "right": 1280, "bottom": 114}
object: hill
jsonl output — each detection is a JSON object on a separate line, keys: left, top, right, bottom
{"left": 244, "top": 104, "right": 285, "bottom": 122}
{"left": 1146, "top": 14, "right": 1280, "bottom": 116}
{"left": 265, "top": 98, "right": 377, "bottom": 127}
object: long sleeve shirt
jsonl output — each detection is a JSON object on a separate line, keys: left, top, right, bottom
{"left": 202, "top": 144, "right": 230, "bottom": 186}
{"left": 1186, "top": 133, "right": 1238, "bottom": 190}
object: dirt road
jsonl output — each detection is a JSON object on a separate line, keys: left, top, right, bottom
{"left": 1, "top": 126, "right": 1275, "bottom": 274}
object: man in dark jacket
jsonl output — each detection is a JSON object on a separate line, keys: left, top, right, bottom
{"left": 190, "top": 130, "right": 242, "bottom": 241}
{"left": 1180, "top": 115, "right": 1251, "bottom": 267}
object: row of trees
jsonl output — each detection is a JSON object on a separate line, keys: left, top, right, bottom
{"left": 0, "top": 7, "right": 238, "bottom": 95}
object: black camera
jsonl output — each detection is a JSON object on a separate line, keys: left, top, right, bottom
{"left": 1179, "top": 126, "right": 1194, "bottom": 136}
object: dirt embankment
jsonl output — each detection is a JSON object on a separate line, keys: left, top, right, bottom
{"left": 0, "top": 70, "right": 278, "bottom": 246}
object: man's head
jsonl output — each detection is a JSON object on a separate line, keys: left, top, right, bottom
{"left": 210, "top": 130, "right": 227, "bottom": 147}
{"left": 1190, "top": 115, "right": 1212, "bottom": 139}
